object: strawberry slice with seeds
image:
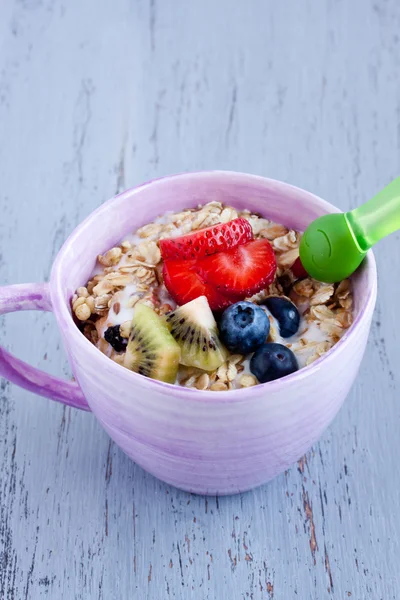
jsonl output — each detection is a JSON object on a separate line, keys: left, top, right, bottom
{"left": 163, "top": 259, "right": 234, "bottom": 311}
{"left": 200, "top": 239, "right": 277, "bottom": 298}
{"left": 159, "top": 217, "right": 253, "bottom": 261}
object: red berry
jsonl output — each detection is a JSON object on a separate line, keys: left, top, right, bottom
{"left": 291, "top": 257, "right": 308, "bottom": 279}
{"left": 200, "top": 239, "right": 277, "bottom": 298}
{"left": 159, "top": 217, "right": 253, "bottom": 261}
{"left": 163, "top": 259, "right": 234, "bottom": 312}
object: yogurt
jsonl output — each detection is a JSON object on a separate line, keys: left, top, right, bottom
{"left": 73, "top": 202, "right": 352, "bottom": 390}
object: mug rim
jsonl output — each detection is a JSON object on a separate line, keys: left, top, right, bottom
{"left": 50, "top": 170, "right": 377, "bottom": 402}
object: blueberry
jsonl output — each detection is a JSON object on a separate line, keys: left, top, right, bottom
{"left": 262, "top": 297, "right": 300, "bottom": 338}
{"left": 250, "top": 343, "right": 298, "bottom": 383}
{"left": 219, "top": 301, "right": 270, "bottom": 354}
{"left": 104, "top": 325, "right": 128, "bottom": 352}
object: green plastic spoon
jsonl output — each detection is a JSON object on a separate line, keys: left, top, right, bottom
{"left": 299, "top": 177, "right": 400, "bottom": 283}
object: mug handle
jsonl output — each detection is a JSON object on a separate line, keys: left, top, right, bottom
{"left": 0, "top": 283, "right": 90, "bottom": 411}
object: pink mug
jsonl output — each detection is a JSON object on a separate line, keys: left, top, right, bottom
{"left": 0, "top": 172, "right": 377, "bottom": 495}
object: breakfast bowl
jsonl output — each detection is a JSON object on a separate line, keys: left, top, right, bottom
{"left": 0, "top": 171, "right": 377, "bottom": 495}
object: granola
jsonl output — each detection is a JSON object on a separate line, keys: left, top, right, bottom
{"left": 72, "top": 202, "right": 353, "bottom": 390}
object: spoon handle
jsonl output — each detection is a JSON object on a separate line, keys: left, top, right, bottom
{"left": 347, "top": 177, "right": 400, "bottom": 251}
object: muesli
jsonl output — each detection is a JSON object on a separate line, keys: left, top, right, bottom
{"left": 71, "top": 202, "right": 353, "bottom": 390}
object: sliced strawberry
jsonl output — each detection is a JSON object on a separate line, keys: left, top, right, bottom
{"left": 199, "top": 239, "right": 277, "bottom": 298}
{"left": 159, "top": 217, "right": 253, "bottom": 261}
{"left": 163, "top": 259, "right": 234, "bottom": 311}
{"left": 291, "top": 256, "right": 308, "bottom": 279}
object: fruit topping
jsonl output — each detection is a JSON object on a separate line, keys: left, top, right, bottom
{"left": 219, "top": 301, "right": 270, "bottom": 354}
{"left": 262, "top": 297, "right": 300, "bottom": 338}
{"left": 250, "top": 343, "right": 298, "bottom": 383}
{"left": 162, "top": 258, "right": 234, "bottom": 312}
{"left": 104, "top": 325, "right": 128, "bottom": 352}
{"left": 123, "top": 303, "right": 180, "bottom": 384}
{"left": 159, "top": 217, "right": 253, "bottom": 261}
{"left": 162, "top": 220, "right": 278, "bottom": 312}
{"left": 165, "top": 296, "right": 228, "bottom": 370}
{"left": 291, "top": 256, "right": 308, "bottom": 279}
{"left": 201, "top": 239, "right": 277, "bottom": 298}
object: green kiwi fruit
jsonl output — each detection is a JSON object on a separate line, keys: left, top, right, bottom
{"left": 123, "top": 303, "right": 180, "bottom": 384}
{"left": 165, "top": 296, "right": 228, "bottom": 371}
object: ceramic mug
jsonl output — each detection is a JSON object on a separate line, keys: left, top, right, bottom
{"left": 0, "top": 172, "right": 377, "bottom": 495}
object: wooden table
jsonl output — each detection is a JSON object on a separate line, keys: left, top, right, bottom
{"left": 1, "top": 1, "right": 399, "bottom": 598}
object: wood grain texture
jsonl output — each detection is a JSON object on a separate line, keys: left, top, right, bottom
{"left": 0, "top": 0, "right": 399, "bottom": 597}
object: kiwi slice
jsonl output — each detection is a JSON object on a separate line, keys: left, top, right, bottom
{"left": 165, "top": 296, "right": 228, "bottom": 371}
{"left": 123, "top": 304, "right": 180, "bottom": 384}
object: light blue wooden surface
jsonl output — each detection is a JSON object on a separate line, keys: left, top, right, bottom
{"left": 1, "top": 1, "right": 399, "bottom": 598}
